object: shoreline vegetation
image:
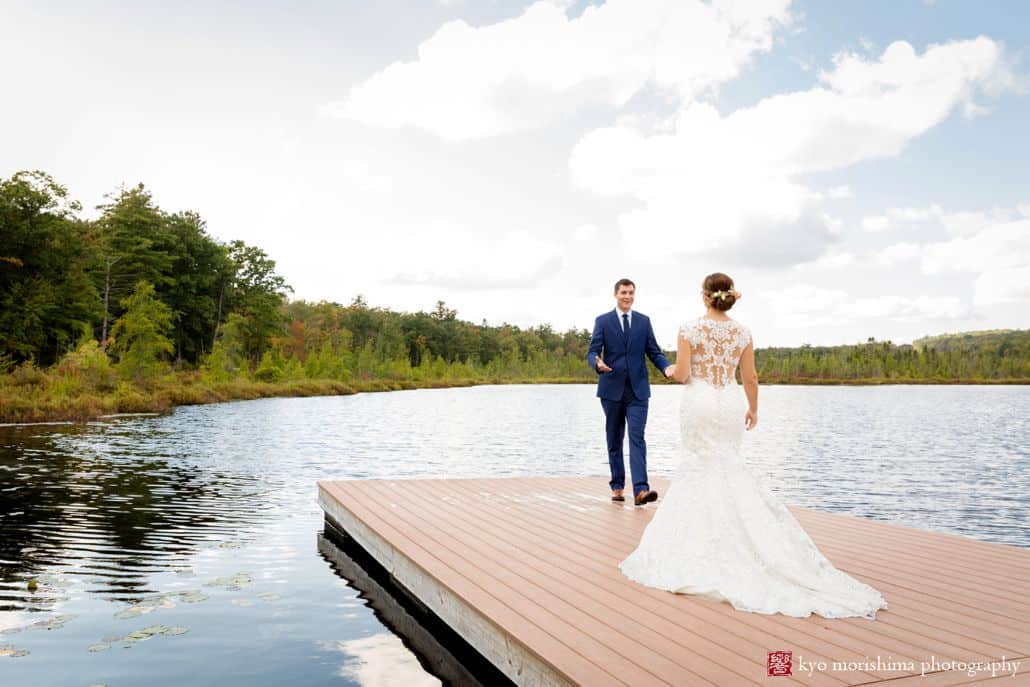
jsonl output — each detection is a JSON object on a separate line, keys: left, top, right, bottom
{"left": 2, "top": 170, "right": 1028, "bottom": 423}
{"left": 1, "top": 372, "right": 1026, "bottom": 425}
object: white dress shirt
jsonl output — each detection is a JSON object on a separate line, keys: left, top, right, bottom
{"left": 615, "top": 307, "right": 633, "bottom": 331}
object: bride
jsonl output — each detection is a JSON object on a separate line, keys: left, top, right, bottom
{"left": 619, "top": 272, "right": 888, "bottom": 619}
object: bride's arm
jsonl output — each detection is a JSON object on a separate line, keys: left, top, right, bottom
{"left": 739, "top": 338, "right": 759, "bottom": 429}
{"left": 672, "top": 331, "right": 691, "bottom": 383}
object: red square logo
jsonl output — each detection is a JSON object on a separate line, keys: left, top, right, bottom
{"left": 767, "top": 651, "right": 792, "bottom": 676}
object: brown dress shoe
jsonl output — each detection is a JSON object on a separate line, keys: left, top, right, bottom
{"left": 634, "top": 489, "right": 659, "bottom": 506}
{"left": 611, "top": 489, "right": 625, "bottom": 502}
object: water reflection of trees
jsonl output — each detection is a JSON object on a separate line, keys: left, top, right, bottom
{"left": 318, "top": 525, "right": 513, "bottom": 687}
{"left": 0, "top": 423, "right": 265, "bottom": 611}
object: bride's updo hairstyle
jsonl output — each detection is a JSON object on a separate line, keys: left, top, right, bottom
{"left": 703, "top": 272, "right": 739, "bottom": 312}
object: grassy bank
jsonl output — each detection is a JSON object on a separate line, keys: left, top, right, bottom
{"left": 2, "top": 369, "right": 1024, "bottom": 424}
{"left": 0, "top": 371, "right": 593, "bottom": 424}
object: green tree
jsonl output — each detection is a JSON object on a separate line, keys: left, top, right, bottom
{"left": 163, "top": 211, "right": 234, "bottom": 364}
{"left": 55, "top": 335, "right": 118, "bottom": 392}
{"left": 108, "top": 281, "right": 174, "bottom": 381}
{"left": 254, "top": 348, "right": 285, "bottom": 382}
{"left": 204, "top": 313, "right": 247, "bottom": 382}
{"left": 0, "top": 171, "right": 99, "bottom": 364}
{"left": 224, "top": 240, "right": 291, "bottom": 360}
{"left": 92, "top": 184, "right": 174, "bottom": 346}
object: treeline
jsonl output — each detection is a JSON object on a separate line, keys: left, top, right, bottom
{"left": 1, "top": 171, "right": 1026, "bottom": 421}
{"left": 755, "top": 331, "right": 1029, "bottom": 383}
{"left": 0, "top": 171, "right": 598, "bottom": 422}
{"left": 269, "top": 298, "right": 593, "bottom": 383}
{"left": 1, "top": 170, "right": 289, "bottom": 369}
{"left": 0, "top": 170, "right": 591, "bottom": 382}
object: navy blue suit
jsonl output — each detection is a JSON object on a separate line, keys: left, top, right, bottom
{"left": 587, "top": 310, "right": 671, "bottom": 495}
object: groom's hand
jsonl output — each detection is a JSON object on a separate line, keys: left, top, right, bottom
{"left": 664, "top": 365, "right": 675, "bottom": 378}
{"left": 595, "top": 355, "right": 612, "bottom": 373}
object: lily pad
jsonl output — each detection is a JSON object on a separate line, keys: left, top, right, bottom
{"left": 35, "top": 574, "right": 75, "bottom": 588}
{"left": 115, "top": 595, "right": 177, "bottom": 619}
{"left": 26, "top": 614, "right": 75, "bottom": 631}
{"left": 0, "top": 645, "right": 29, "bottom": 657}
{"left": 123, "top": 627, "right": 158, "bottom": 643}
{"left": 114, "top": 607, "right": 146, "bottom": 620}
{"left": 176, "top": 590, "right": 208, "bottom": 603}
{"left": 205, "top": 572, "right": 252, "bottom": 590}
{"left": 231, "top": 598, "right": 253, "bottom": 607}
{"left": 160, "top": 626, "right": 188, "bottom": 636}
{"left": 87, "top": 643, "right": 111, "bottom": 653}
{"left": 120, "top": 624, "right": 190, "bottom": 645}
{"left": 256, "top": 592, "right": 281, "bottom": 601}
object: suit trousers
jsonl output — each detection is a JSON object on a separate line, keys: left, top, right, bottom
{"left": 600, "top": 380, "right": 649, "bottom": 495}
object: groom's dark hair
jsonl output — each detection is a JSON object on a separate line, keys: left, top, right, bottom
{"left": 614, "top": 278, "right": 635, "bottom": 294}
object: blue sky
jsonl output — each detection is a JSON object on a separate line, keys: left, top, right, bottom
{"left": 2, "top": 0, "right": 1028, "bottom": 346}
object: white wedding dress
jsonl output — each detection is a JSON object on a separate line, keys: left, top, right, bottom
{"left": 619, "top": 317, "right": 888, "bottom": 619}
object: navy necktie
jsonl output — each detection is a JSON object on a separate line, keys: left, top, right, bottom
{"left": 622, "top": 313, "right": 630, "bottom": 335}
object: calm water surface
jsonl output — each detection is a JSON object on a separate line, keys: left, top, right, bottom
{"left": 1, "top": 384, "right": 1027, "bottom": 686}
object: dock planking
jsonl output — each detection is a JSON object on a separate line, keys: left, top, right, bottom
{"left": 317, "top": 476, "right": 1030, "bottom": 686}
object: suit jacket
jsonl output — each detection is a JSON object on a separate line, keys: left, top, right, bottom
{"left": 587, "top": 310, "right": 670, "bottom": 401}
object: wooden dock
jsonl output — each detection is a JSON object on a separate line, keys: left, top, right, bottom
{"left": 317, "top": 476, "right": 1030, "bottom": 686}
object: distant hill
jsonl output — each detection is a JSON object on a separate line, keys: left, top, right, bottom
{"left": 750, "top": 329, "right": 1029, "bottom": 383}
{"left": 912, "top": 328, "right": 1029, "bottom": 352}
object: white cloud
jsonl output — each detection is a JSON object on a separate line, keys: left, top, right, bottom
{"left": 569, "top": 101, "right": 834, "bottom": 262}
{"left": 340, "top": 160, "right": 391, "bottom": 193}
{"left": 795, "top": 250, "right": 852, "bottom": 271}
{"left": 326, "top": 0, "right": 792, "bottom": 140}
{"left": 574, "top": 223, "right": 599, "bottom": 241}
{"left": 860, "top": 207, "right": 952, "bottom": 234}
{"left": 806, "top": 251, "right": 855, "bottom": 269}
{"left": 762, "top": 284, "right": 969, "bottom": 327}
{"left": 974, "top": 266, "right": 1030, "bottom": 306}
{"left": 859, "top": 205, "right": 1003, "bottom": 237}
{"left": 876, "top": 242, "right": 921, "bottom": 266}
{"left": 569, "top": 37, "right": 1013, "bottom": 264}
{"left": 330, "top": 634, "right": 439, "bottom": 687}
{"left": 891, "top": 206, "right": 943, "bottom": 223}
{"left": 847, "top": 295, "right": 968, "bottom": 320}
{"left": 921, "top": 218, "right": 1030, "bottom": 274}
{"left": 384, "top": 224, "right": 565, "bottom": 289}
{"left": 963, "top": 101, "right": 992, "bottom": 118}
{"left": 858, "top": 204, "right": 1030, "bottom": 309}
{"left": 762, "top": 37, "right": 1010, "bottom": 173}
{"left": 862, "top": 215, "right": 890, "bottom": 232}
{"left": 939, "top": 209, "right": 998, "bottom": 236}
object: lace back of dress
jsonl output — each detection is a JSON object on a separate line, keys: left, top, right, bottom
{"left": 680, "top": 319, "right": 751, "bottom": 388}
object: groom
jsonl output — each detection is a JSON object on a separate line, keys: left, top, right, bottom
{"left": 587, "top": 279, "right": 674, "bottom": 506}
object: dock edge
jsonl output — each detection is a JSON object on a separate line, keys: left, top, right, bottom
{"left": 317, "top": 482, "right": 577, "bottom": 687}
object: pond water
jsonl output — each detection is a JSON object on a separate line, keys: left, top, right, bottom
{"left": 1, "top": 384, "right": 1027, "bottom": 686}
